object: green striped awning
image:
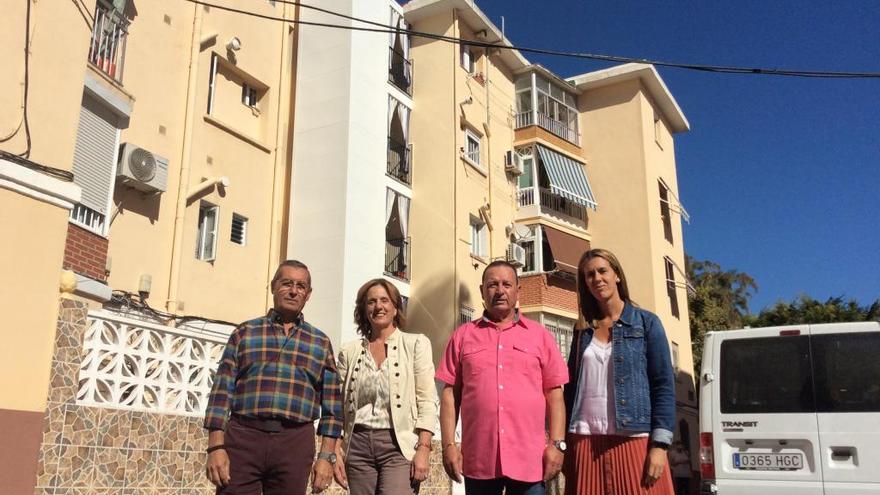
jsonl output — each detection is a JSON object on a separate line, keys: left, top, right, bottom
{"left": 536, "top": 145, "right": 597, "bottom": 211}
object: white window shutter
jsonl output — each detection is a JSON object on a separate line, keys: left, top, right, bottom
{"left": 71, "top": 94, "right": 120, "bottom": 215}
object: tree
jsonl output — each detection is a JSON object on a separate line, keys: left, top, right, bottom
{"left": 747, "top": 295, "right": 880, "bottom": 327}
{"left": 686, "top": 256, "right": 758, "bottom": 373}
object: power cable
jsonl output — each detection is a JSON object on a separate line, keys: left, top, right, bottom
{"left": 185, "top": 0, "right": 880, "bottom": 79}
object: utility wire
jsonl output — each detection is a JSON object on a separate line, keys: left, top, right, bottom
{"left": 186, "top": 0, "right": 880, "bottom": 79}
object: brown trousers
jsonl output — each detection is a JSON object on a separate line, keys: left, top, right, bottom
{"left": 219, "top": 417, "right": 315, "bottom": 495}
{"left": 345, "top": 427, "right": 418, "bottom": 495}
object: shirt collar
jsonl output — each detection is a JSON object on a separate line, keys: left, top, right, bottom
{"left": 479, "top": 309, "right": 523, "bottom": 328}
{"left": 267, "top": 308, "right": 304, "bottom": 326}
{"left": 616, "top": 301, "right": 636, "bottom": 326}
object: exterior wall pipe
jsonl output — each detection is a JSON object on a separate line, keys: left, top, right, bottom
{"left": 166, "top": 4, "right": 204, "bottom": 314}
{"left": 185, "top": 176, "right": 230, "bottom": 200}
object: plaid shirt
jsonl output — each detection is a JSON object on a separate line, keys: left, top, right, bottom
{"left": 204, "top": 310, "right": 343, "bottom": 437}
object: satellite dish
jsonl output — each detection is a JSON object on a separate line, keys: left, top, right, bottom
{"left": 128, "top": 148, "right": 156, "bottom": 182}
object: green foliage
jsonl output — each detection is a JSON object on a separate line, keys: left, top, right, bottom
{"left": 686, "top": 255, "right": 757, "bottom": 373}
{"left": 746, "top": 295, "right": 880, "bottom": 328}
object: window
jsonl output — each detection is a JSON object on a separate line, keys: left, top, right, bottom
{"left": 659, "top": 181, "right": 673, "bottom": 244}
{"left": 654, "top": 112, "right": 664, "bottom": 148}
{"left": 665, "top": 257, "right": 680, "bottom": 319}
{"left": 812, "top": 332, "right": 880, "bottom": 413}
{"left": 543, "top": 314, "right": 576, "bottom": 361}
{"left": 517, "top": 153, "right": 535, "bottom": 190}
{"left": 464, "top": 128, "right": 481, "bottom": 166}
{"left": 196, "top": 202, "right": 219, "bottom": 261}
{"left": 242, "top": 84, "right": 259, "bottom": 108}
{"left": 469, "top": 216, "right": 488, "bottom": 259}
{"left": 460, "top": 45, "right": 477, "bottom": 74}
{"left": 720, "top": 336, "right": 814, "bottom": 414}
{"left": 231, "top": 213, "right": 247, "bottom": 246}
{"left": 671, "top": 341, "right": 680, "bottom": 373}
{"left": 459, "top": 304, "right": 475, "bottom": 325}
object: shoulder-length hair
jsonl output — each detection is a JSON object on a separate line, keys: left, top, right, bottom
{"left": 353, "top": 278, "right": 407, "bottom": 337}
{"left": 576, "top": 248, "right": 632, "bottom": 328}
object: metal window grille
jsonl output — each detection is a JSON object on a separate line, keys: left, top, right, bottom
{"left": 231, "top": 214, "right": 247, "bottom": 246}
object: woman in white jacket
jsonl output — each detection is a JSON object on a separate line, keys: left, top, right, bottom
{"left": 333, "top": 278, "right": 438, "bottom": 495}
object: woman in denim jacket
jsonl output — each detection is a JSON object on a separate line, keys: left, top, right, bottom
{"left": 562, "top": 249, "right": 676, "bottom": 494}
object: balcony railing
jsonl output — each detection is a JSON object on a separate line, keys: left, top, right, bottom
{"left": 88, "top": 0, "right": 129, "bottom": 83}
{"left": 517, "top": 186, "right": 587, "bottom": 223}
{"left": 387, "top": 138, "right": 412, "bottom": 185}
{"left": 515, "top": 111, "right": 580, "bottom": 146}
{"left": 384, "top": 237, "right": 411, "bottom": 281}
{"left": 388, "top": 47, "right": 413, "bottom": 95}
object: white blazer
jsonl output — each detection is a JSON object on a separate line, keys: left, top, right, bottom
{"left": 337, "top": 330, "right": 438, "bottom": 460}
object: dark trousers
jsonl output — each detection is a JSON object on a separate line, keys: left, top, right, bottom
{"left": 465, "top": 477, "right": 545, "bottom": 495}
{"left": 219, "top": 417, "right": 315, "bottom": 495}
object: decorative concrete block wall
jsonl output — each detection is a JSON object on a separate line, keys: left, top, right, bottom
{"left": 33, "top": 300, "right": 451, "bottom": 494}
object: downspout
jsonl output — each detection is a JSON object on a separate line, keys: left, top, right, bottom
{"left": 166, "top": 5, "right": 204, "bottom": 314}
{"left": 452, "top": 9, "right": 459, "bottom": 317}
{"left": 265, "top": 1, "right": 296, "bottom": 308}
{"left": 484, "top": 48, "right": 492, "bottom": 256}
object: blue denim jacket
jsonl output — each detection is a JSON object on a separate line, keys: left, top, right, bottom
{"left": 563, "top": 302, "right": 675, "bottom": 444}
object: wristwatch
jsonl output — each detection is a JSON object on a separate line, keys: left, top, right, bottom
{"left": 551, "top": 439, "right": 567, "bottom": 452}
{"left": 316, "top": 451, "right": 337, "bottom": 464}
{"left": 650, "top": 441, "right": 670, "bottom": 451}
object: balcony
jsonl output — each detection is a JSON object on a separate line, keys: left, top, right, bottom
{"left": 517, "top": 186, "right": 587, "bottom": 224}
{"left": 387, "top": 138, "right": 412, "bottom": 185}
{"left": 88, "top": 0, "right": 129, "bottom": 84}
{"left": 515, "top": 111, "right": 580, "bottom": 146}
{"left": 388, "top": 47, "right": 413, "bottom": 95}
{"left": 384, "top": 237, "right": 411, "bottom": 281}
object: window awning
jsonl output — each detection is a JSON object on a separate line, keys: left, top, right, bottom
{"left": 659, "top": 177, "right": 690, "bottom": 223}
{"left": 536, "top": 145, "right": 597, "bottom": 211}
{"left": 542, "top": 225, "right": 590, "bottom": 275}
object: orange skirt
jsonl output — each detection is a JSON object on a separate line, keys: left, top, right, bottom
{"left": 563, "top": 434, "right": 674, "bottom": 495}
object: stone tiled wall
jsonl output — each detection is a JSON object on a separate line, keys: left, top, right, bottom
{"left": 33, "top": 300, "right": 451, "bottom": 494}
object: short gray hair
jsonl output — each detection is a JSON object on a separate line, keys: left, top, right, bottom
{"left": 271, "top": 260, "right": 311, "bottom": 289}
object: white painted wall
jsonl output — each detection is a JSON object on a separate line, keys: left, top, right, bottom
{"left": 289, "top": 0, "right": 410, "bottom": 349}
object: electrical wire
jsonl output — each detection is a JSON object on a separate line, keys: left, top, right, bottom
{"left": 0, "top": 150, "right": 75, "bottom": 181}
{"left": 109, "top": 290, "right": 238, "bottom": 328}
{"left": 185, "top": 0, "right": 880, "bottom": 79}
{"left": 18, "top": 0, "right": 32, "bottom": 158}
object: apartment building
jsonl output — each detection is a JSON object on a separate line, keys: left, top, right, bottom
{"left": 1, "top": 1, "right": 297, "bottom": 492}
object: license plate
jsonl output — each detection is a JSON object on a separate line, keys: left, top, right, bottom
{"left": 733, "top": 452, "right": 803, "bottom": 470}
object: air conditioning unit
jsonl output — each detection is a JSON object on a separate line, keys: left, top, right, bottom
{"left": 117, "top": 143, "right": 168, "bottom": 193}
{"left": 504, "top": 150, "right": 524, "bottom": 176}
{"left": 506, "top": 243, "right": 526, "bottom": 267}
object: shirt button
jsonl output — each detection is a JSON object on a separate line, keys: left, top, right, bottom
{"left": 498, "top": 345, "right": 503, "bottom": 349}
{"left": 498, "top": 364, "right": 503, "bottom": 369}
{"left": 394, "top": 362, "right": 399, "bottom": 367}
{"left": 620, "top": 399, "right": 627, "bottom": 405}
{"left": 395, "top": 372, "right": 400, "bottom": 377}
{"left": 499, "top": 385, "right": 504, "bottom": 390}
{"left": 499, "top": 406, "right": 504, "bottom": 411}
{"left": 618, "top": 378, "right": 624, "bottom": 384}
{"left": 501, "top": 429, "right": 505, "bottom": 434}
{"left": 393, "top": 346, "right": 398, "bottom": 350}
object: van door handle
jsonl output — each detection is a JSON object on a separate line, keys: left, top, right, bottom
{"left": 831, "top": 448, "right": 854, "bottom": 460}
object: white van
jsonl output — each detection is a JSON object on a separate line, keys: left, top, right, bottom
{"left": 699, "top": 321, "right": 880, "bottom": 494}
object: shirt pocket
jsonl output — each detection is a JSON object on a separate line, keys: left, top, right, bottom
{"left": 461, "top": 344, "right": 492, "bottom": 376}
{"left": 512, "top": 343, "right": 542, "bottom": 377}
{"left": 620, "top": 327, "right": 646, "bottom": 355}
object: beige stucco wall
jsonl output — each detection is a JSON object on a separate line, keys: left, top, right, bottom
{"left": 0, "top": 0, "right": 93, "bottom": 172}
{"left": 0, "top": 191, "right": 70, "bottom": 412}
{"left": 407, "top": 11, "right": 522, "bottom": 362}
{"left": 104, "top": 3, "right": 293, "bottom": 324}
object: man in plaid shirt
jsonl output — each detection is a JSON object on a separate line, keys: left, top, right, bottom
{"left": 204, "top": 260, "right": 343, "bottom": 494}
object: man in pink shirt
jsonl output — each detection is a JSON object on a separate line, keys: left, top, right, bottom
{"left": 437, "top": 260, "right": 569, "bottom": 495}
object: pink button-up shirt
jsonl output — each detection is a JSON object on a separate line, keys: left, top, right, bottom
{"left": 436, "top": 314, "right": 568, "bottom": 482}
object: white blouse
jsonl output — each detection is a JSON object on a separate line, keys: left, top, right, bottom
{"left": 352, "top": 341, "right": 393, "bottom": 429}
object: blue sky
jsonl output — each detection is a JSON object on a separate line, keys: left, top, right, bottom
{"left": 476, "top": 0, "right": 880, "bottom": 312}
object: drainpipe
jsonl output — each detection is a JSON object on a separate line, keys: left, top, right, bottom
{"left": 265, "top": 1, "right": 297, "bottom": 307}
{"left": 166, "top": 5, "right": 204, "bottom": 314}
{"left": 484, "top": 47, "right": 493, "bottom": 255}
{"left": 452, "top": 9, "right": 459, "bottom": 317}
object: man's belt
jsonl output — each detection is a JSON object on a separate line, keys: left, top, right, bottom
{"left": 231, "top": 413, "right": 308, "bottom": 433}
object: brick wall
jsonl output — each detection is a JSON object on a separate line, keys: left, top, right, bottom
{"left": 520, "top": 273, "right": 578, "bottom": 313}
{"left": 63, "top": 223, "right": 108, "bottom": 281}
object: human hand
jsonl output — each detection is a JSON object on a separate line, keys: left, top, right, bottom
{"left": 442, "top": 444, "right": 463, "bottom": 483}
{"left": 332, "top": 445, "right": 348, "bottom": 489}
{"left": 411, "top": 446, "right": 430, "bottom": 482}
{"left": 205, "top": 449, "right": 231, "bottom": 487}
{"left": 642, "top": 447, "right": 668, "bottom": 488}
{"left": 311, "top": 458, "right": 334, "bottom": 493}
{"left": 543, "top": 445, "right": 564, "bottom": 481}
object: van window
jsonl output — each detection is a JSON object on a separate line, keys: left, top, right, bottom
{"left": 720, "top": 336, "right": 814, "bottom": 413}
{"left": 812, "top": 332, "right": 880, "bottom": 413}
